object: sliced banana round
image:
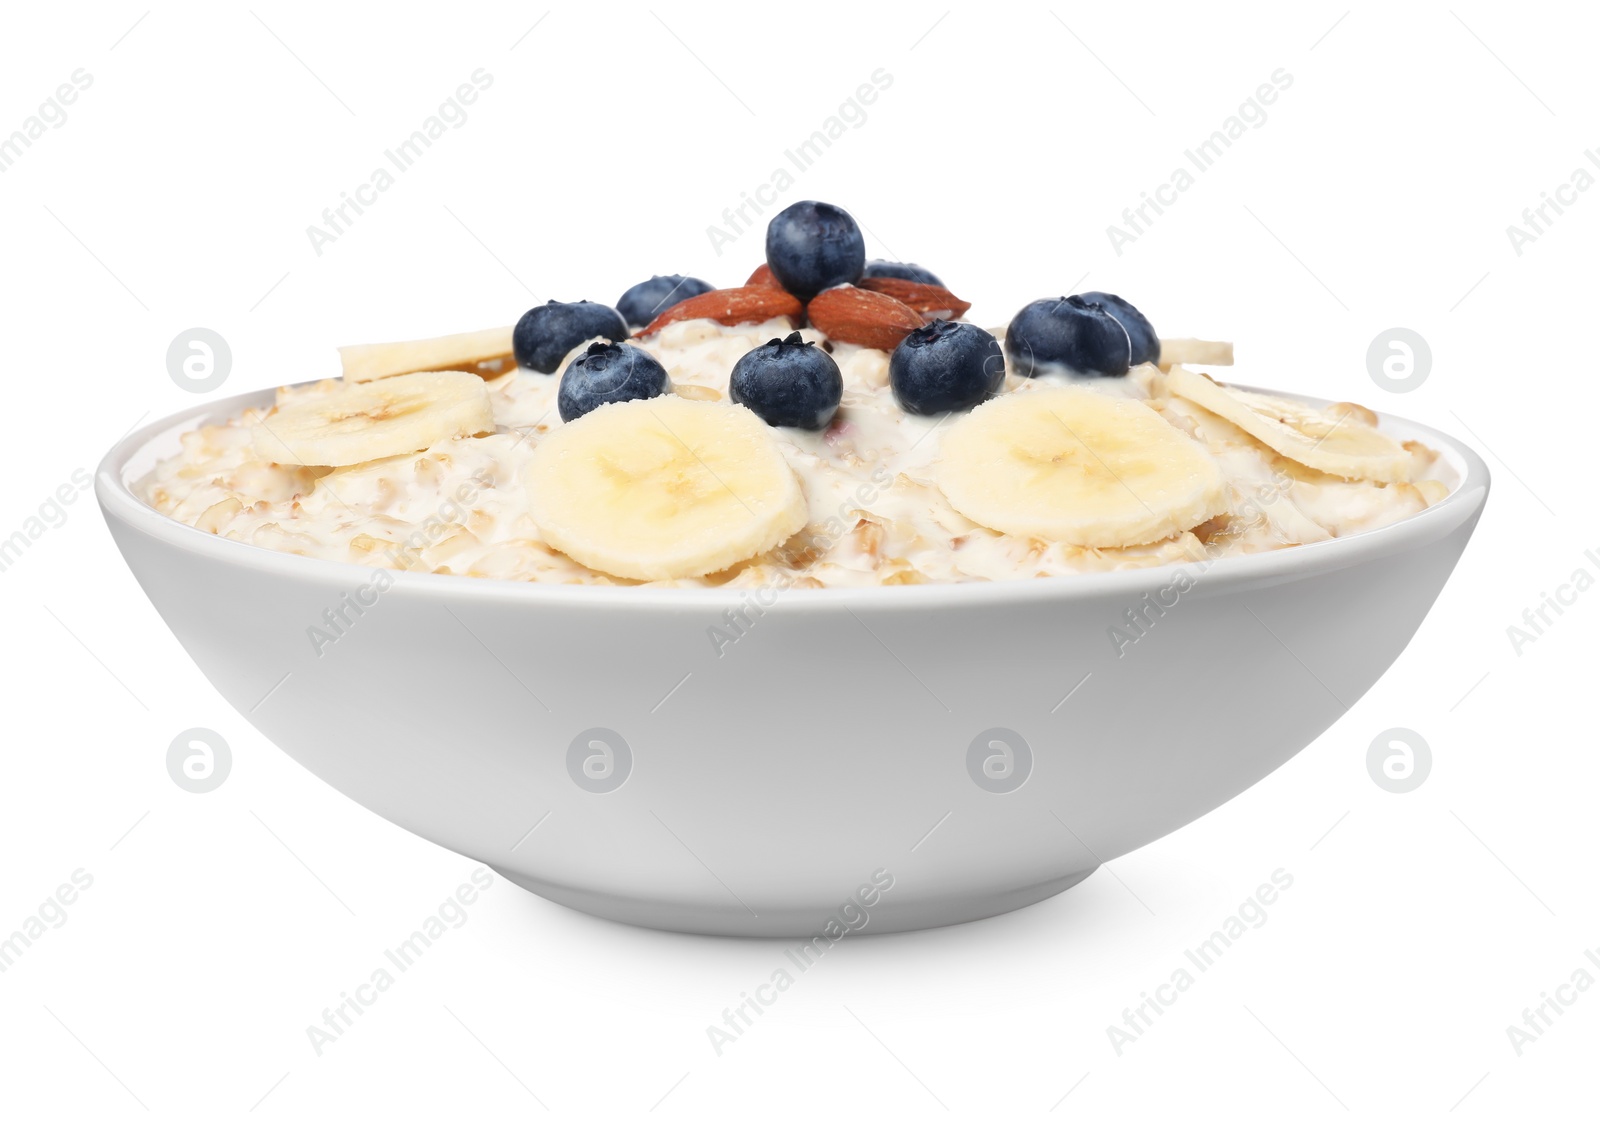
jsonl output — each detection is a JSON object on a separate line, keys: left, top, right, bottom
{"left": 935, "top": 387, "right": 1227, "bottom": 548}
{"left": 1165, "top": 366, "right": 1411, "bottom": 483}
{"left": 339, "top": 325, "right": 514, "bottom": 383}
{"left": 524, "top": 397, "right": 807, "bottom": 581}
{"left": 251, "top": 370, "right": 494, "bottom": 467}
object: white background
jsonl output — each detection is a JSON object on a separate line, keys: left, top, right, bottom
{"left": 1, "top": 2, "right": 1594, "bottom": 1118}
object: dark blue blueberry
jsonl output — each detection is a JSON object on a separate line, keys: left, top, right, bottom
{"left": 728, "top": 331, "right": 843, "bottom": 430}
{"left": 1078, "top": 292, "right": 1159, "bottom": 366}
{"left": 764, "top": 201, "right": 865, "bottom": 300}
{"left": 861, "top": 260, "right": 944, "bottom": 287}
{"left": 615, "top": 274, "right": 715, "bottom": 331}
{"left": 557, "top": 341, "right": 670, "bottom": 422}
{"left": 513, "top": 300, "right": 628, "bottom": 374}
{"left": 889, "top": 320, "right": 1006, "bottom": 416}
{"left": 1004, "top": 296, "right": 1132, "bottom": 378}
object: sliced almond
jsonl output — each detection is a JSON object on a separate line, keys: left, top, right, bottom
{"left": 638, "top": 285, "right": 804, "bottom": 336}
{"left": 746, "top": 263, "right": 782, "bottom": 288}
{"left": 857, "top": 277, "right": 971, "bottom": 321}
{"left": 806, "top": 286, "right": 925, "bottom": 351}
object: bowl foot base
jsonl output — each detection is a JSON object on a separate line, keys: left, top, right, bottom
{"left": 487, "top": 865, "right": 1099, "bottom": 937}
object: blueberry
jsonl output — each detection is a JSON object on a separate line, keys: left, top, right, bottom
{"left": 557, "top": 341, "right": 670, "bottom": 422}
{"left": 728, "top": 331, "right": 843, "bottom": 430}
{"left": 764, "top": 201, "right": 865, "bottom": 300}
{"left": 1004, "top": 296, "right": 1132, "bottom": 378}
{"left": 861, "top": 260, "right": 944, "bottom": 287}
{"left": 616, "top": 274, "right": 715, "bottom": 331}
{"left": 889, "top": 320, "right": 1006, "bottom": 416}
{"left": 1078, "top": 292, "right": 1159, "bottom": 366}
{"left": 514, "top": 300, "right": 628, "bottom": 374}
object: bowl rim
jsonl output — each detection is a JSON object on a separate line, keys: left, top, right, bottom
{"left": 97, "top": 380, "right": 1491, "bottom": 610}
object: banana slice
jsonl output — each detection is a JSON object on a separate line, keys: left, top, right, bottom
{"left": 1157, "top": 338, "right": 1233, "bottom": 369}
{"left": 524, "top": 397, "right": 807, "bottom": 581}
{"left": 339, "top": 326, "right": 514, "bottom": 383}
{"left": 251, "top": 371, "right": 494, "bottom": 467}
{"left": 1165, "top": 366, "right": 1411, "bottom": 483}
{"left": 935, "top": 387, "right": 1226, "bottom": 548}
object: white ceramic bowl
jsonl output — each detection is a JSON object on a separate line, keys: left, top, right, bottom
{"left": 98, "top": 387, "right": 1489, "bottom": 935}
